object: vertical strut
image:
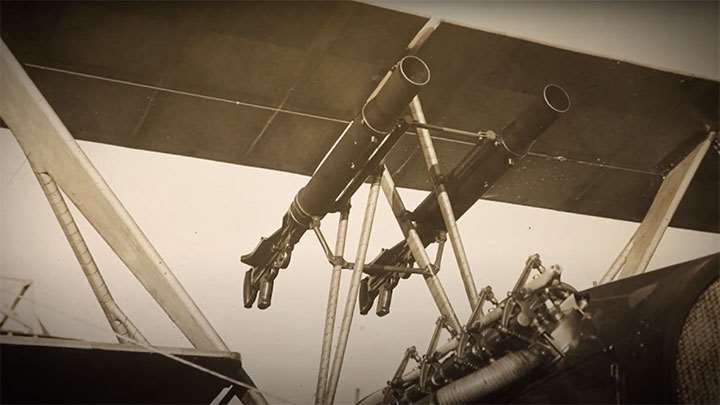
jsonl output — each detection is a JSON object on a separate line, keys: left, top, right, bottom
{"left": 410, "top": 96, "right": 479, "bottom": 309}
{"left": 380, "top": 167, "right": 462, "bottom": 334}
{"left": 326, "top": 176, "right": 382, "bottom": 404}
{"left": 34, "top": 170, "right": 147, "bottom": 344}
{"left": 315, "top": 209, "right": 350, "bottom": 405}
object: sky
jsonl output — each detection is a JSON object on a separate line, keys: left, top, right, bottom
{"left": 1, "top": 2, "right": 719, "bottom": 404}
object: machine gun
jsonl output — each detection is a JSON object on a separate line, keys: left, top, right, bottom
{"left": 360, "top": 84, "right": 571, "bottom": 316}
{"left": 242, "top": 55, "right": 431, "bottom": 309}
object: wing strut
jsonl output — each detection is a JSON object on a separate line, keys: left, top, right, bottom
{"left": 410, "top": 96, "right": 479, "bottom": 309}
{"left": 33, "top": 170, "right": 147, "bottom": 344}
{"left": 0, "top": 38, "right": 229, "bottom": 351}
{"left": 1, "top": 37, "right": 271, "bottom": 405}
{"left": 314, "top": 208, "right": 351, "bottom": 405}
{"left": 600, "top": 130, "right": 716, "bottom": 283}
{"left": 378, "top": 166, "right": 462, "bottom": 334}
{"left": 325, "top": 174, "right": 384, "bottom": 405}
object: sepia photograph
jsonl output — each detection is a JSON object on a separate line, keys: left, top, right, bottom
{"left": 0, "top": 1, "right": 718, "bottom": 404}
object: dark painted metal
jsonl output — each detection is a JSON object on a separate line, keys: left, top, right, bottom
{"left": 335, "top": 118, "right": 411, "bottom": 209}
{"left": 296, "top": 56, "right": 428, "bottom": 218}
{"left": 485, "top": 253, "right": 720, "bottom": 404}
{"left": 241, "top": 56, "right": 430, "bottom": 309}
{"left": 413, "top": 84, "right": 570, "bottom": 244}
{"left": 358, "top": 254, "right": 719, "bottom": 404}
{"left": 359, "top": 85, "right": 570, "bottom": 316}
{"left": 1, "top": 337, "right": 259, "bottom": 404}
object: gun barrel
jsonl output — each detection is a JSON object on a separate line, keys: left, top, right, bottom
{"left": 241, "top": 56, "right": 431, "bottom": 309}
{"left": 295, "top": 56, "right": 430, "bottom": 219}
{"left": 414, "top": 84, "right": 570, "bottom": 243}
{"left": 360, "top": 84, "right": 571, "bottom": 315}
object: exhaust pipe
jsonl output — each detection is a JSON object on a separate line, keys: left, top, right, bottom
{"left": 420, "top": 350, "right": 542, "bottom": 405}
{"left": 357, "top": 349, "right": 542, "bottom": 405}
{"left": 242, "top": 56, "right": 431, "bottom": 309}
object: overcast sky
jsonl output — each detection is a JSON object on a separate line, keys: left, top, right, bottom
{"left": 1, "top": 2, "right": 719, "bottom": 404}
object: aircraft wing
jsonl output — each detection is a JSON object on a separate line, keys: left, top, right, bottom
{"left": 2, "top": 1, "right": 717, "bottom": 232}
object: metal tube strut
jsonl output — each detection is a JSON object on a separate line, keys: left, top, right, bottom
{"left": 0, "top": 39, "right": 230, "bottom": 352}
{"left": 34, "top": 170, "right": 147, "bottom": 343}
{"left": 354, "top": 263, "right": 429, "bottom": 276}
{"left": 325, "top": 176, "right": 382, "bottom": 404}
{"left": 315, "top": 209, "right": 350, "bottom": 405}
{"left": 1, "top": 40, "right": 269, "bottom": 405}
{"left": 409, "top": 121, "right": 497, "bottom": 143}
{"left": 410, "top": 96, "right": 479, "bottom": 310}
{"left": 380, "top": 167, "right": 462, "bottom": 334}
{"left": 313, "top": 225, "right": 429, "bottom": 276}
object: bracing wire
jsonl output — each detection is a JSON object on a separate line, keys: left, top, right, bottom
{"left": 0, "top": 288, "right": 297, "bottom": 405}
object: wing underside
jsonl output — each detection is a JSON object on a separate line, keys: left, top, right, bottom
{"left": 1, "top": 1, "right": 717, "bottom": 232}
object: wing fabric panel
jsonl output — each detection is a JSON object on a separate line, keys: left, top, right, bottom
{"left": 1, "top": 1, "right": 717, "bottom": 232}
